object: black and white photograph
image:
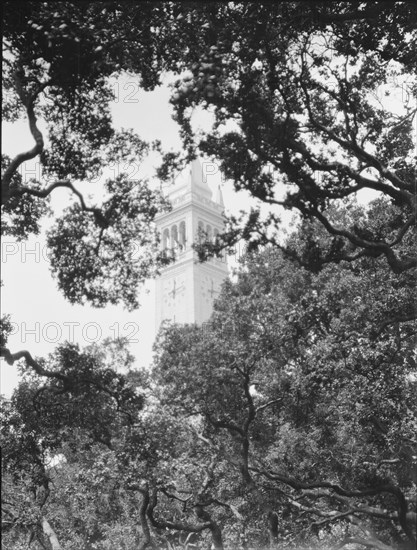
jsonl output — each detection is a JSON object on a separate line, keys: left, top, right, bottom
{"left": 1, "top": 2, "right": 416, "bottom": 549}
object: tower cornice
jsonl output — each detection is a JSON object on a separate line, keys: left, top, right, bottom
{"left": 155, "top": 194, "right": 224, "bottom": 223}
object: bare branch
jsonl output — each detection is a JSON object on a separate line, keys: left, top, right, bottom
{"left": 250, "top": 466, "right": 415, "bottom": 545}
{"left": 312, "top": 209, "right": 417, "bottom": 273}
{"left": 256, "top": 398, "right": 282, "bottom": 414}
{"left": 2, "top": 74, "right": 49, "bottom": 202}
{"left": 1, "top": 347, "right": 69, "bottom": 383}
{"left": 298, "top": 74, "right": 411, "bottom": 194}
{"left": 373, "top": 313, "right": 416, "bottom": 339}
{"left": 10, "top": 180, "right": 109, "bottom": 227}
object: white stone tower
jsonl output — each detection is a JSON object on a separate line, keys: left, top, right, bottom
{"left": 155, "top": 159, "right": 228, "bottom": 329}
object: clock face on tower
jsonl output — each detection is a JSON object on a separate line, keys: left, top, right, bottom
{"left": 200, "top": 275, "right": 219, "bottom": 304}
{"left": 163, "top": 276, "right": 186, "bottom": 309}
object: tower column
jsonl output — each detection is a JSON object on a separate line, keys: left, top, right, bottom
{"left": 155, "top": 160, "right": 228, "bottom": 329}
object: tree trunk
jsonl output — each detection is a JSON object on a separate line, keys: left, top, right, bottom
{"left": 195, "top": 505, "right": 224, "bottom": 550}
{"left": 267, "top": 511, "right": 279, "bottom": 548}
{"left": 138, "top": 489, "right": 155, "bottom": 550}
{"left": 40, "top": 517, "right": 62, "bottom": 550}
{"left": 210, "top": 523, "right": 224, "bottom": 550}
{"left": 240, "top": 438, "right": 253, "bottom": 485}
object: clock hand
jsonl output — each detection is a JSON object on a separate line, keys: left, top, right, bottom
{"left": 169, "top": 280, "right": 177, "bottom": 297}
{"left": 169, "top": 281, "right": 186, "bottom": 298}
{"left": 208, "top": 281, "right": 219, "bottom": 297}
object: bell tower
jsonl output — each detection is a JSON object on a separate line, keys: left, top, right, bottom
{"left": 155, "top": 159, "right": 228, "bottom": 329}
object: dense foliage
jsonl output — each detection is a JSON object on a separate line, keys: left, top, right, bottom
{"left": 152, "top": 219, "right": 416, "bottom": 549}
{"left": 162, "top": 2, "right": 416, "bottom": 274}
{"left": 1, "top": 2, "right": 416, "bottom": 549}
{"left": 3, "top": 2, "right": 416, "bottom": 287}
{"left": 2, "top": 214, "right": 416, "bottom": 548}
{"left": 2, "top": 1, "right": 174, "bottom": 308}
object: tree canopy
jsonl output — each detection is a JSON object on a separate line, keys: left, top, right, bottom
{"left": 152, "top": 225, "right": 416, "bottom": 549}
{"left": 2, "top": 2, "right": 416, "bottom": 284}
{"left": 162, "top": 2, "right": 416, "bottom": 273}
{"left": 2, "top": 1, "right": 175, "bottom": 309}
{"left": 1, "top": 2, "right": 416, "bottom": 549}
{"left": 3, "top": 229, "right": 415, "bottom": 548}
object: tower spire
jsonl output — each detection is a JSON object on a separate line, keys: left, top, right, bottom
{"left": 188, "top": 159, "right": 212, "bottom": 199}
{"left": 215, "top": 185, "right": 224, "bottom": 207}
